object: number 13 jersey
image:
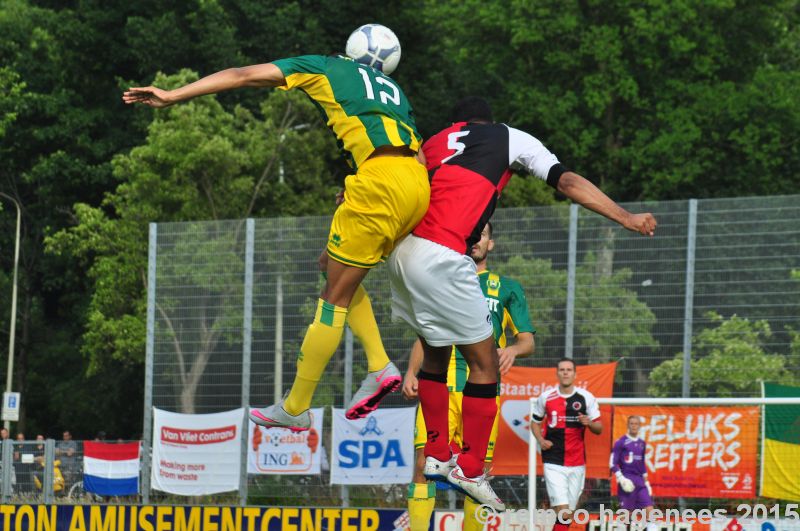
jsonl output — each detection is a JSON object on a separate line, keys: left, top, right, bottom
{"left": 273, "top": 55, "right": 421, "bottom": 170}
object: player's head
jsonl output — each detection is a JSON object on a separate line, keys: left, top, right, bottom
{"left": 451, "top": 96, "right": 493, "bottom": 124}
{"left": 556, "top": 357, "right": 576, "bottom": 387}
{"left": 627, "top": 415, "right": 642, "bottom": 437}
{"left": 470, "top": 222, "right": 495, "bottom": 264}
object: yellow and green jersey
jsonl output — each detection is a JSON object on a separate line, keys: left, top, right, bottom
{"left": 272, "top": 55, "right": 422, "bottom": 170}
{"left": 447, "top": 270, "right": 534, "bottom": 392}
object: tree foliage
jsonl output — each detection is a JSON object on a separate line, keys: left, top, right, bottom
{"left": 648, "top": 312, "right": 797, "bottom": 397}
{"left": 0, "top": 0, "right": 797, "bottom": 436}
{"left": 414, "top": 0, "right": 800, "bottom": 198}
{"left": 46, "top": 71, "right": 337, "bottom": 416}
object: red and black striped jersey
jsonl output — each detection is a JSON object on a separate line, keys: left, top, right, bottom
{"left": 532, "top": 386, "right": 600, "bottom": 466}
{"left": 415, "top": 122, "right": 561, "bottom": 254}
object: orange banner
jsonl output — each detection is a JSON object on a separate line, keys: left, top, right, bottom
{"left": 612, "top": 406, "right": 759, "bottom": 498}
{"left": 492, "top": 362, "right": 616, "bottom": 477}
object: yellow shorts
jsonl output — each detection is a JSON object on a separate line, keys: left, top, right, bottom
{"left": 327, "top": 156, "right": 430, "bottom": 268}
{"left": 413, "top": 393, "right": 500, "bottom": 463}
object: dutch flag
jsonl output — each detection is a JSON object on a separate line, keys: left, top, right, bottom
{"left": 83, "top": 441, "right": 140, "bottom": 496}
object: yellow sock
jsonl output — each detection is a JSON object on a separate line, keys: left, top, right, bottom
{"left": 407, "top": 482, "right": 436, "bottom": 531}
{"left": 283, "top": 299, "right": 347, "bottom": 415}
{"left": 347, "top": 284, "right": 390, "bottom": 372}
{"left": 464, "top": 496, "right": 486, "bottom": 531}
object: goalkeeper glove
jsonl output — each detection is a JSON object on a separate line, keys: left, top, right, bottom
{"left": 616, "top": 471, "right": 635, "bottom": 493}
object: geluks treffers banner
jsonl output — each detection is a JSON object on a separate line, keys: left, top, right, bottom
{"left": 613, "top": 405, "right": 759, "bottom": 498}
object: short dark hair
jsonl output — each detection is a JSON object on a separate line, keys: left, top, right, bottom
{"left": 556, "top": 357, "right": 576, "bottom": 370}
{"left": 451, "top": 96, "right": 493, "bottom": 123}
{"left": 486, "top": 221, "right": 494, "bottom": 239}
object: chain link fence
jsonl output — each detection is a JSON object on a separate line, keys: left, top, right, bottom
{"left": 5, "top": 195, "right": 797, "bottom": 506}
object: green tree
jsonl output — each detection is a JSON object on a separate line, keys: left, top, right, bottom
{"left": 47, "top": 71, "right": 338, "bottom": 418}
{"left": 648, "top": 312, "right": 796, "bottom": 397}
{"left": 574, "top": 252, "right": 658, "bottom": 363}
{"left": 0, "top": 0, "right": 319, "bottom": 434}
{"left": 0, "top": 67, "right": 24, "bottom": 139}
{"left": 416, "top": 0, "right": 800, "bottom": 200}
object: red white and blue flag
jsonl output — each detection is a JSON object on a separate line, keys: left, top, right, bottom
{"left": 83, "top": 441, "right": 140, "bottom": 496}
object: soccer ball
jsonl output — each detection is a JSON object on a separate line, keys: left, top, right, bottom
{"left": 345, "top": 24, "right": 402, "bottom": 75}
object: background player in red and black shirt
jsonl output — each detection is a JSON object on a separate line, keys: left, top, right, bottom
{"left": 532, "top": 358, "right": 602, "bottom": 531}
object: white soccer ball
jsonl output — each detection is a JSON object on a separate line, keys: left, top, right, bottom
{"left": 345, "top": 24, "right": 402, "bottom": 75}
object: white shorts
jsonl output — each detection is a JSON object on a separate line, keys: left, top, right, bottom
{"left": 387, "top": 234, "right": 493, "bottom": 347}
{"left": 543, "top": 463, "right": 585, "bottom": 509}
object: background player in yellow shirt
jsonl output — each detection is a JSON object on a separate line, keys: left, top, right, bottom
{"left": 402, "top": 222, "right": 535, "bottom": 530}
{"left": 123, "top": 25, "right": 430, "bottom": 430}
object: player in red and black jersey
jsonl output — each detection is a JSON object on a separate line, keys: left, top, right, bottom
{"left": 388, "top": 97, "right": 655, "bottom": 511}
{"left": 532, "top": 358, "right": 602, "bottom": 531}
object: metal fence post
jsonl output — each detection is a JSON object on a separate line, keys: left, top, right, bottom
{"left": 274, "top": 219, "right": 284, "bottom": 404}
{"left": 682, "top": 200, "right": 698, "bottom": 398}
{"left": 341, "top": 328, "right": 353, "bottom": 507}
{"left": 141, "top": 222, "right": 158, "bottom": 504}
{"left": 1, "top": 438, "right": 12, "bottom": 501}
{"left": 565, "top": 204, "right": 579, "bottom": 358}
{"left": 240, "top": 218, "right": 255, "bottom": 506}
{"left": 43, "top": 438, "right": 55, "bottom": 503}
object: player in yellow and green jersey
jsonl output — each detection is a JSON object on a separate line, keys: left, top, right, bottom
{"left": 402, "top": 222, "right": 535, "bottom": 531}
{"left": 123, "top": 25, "right": 430, "bottom": 430}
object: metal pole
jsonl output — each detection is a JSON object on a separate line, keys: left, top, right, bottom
{"left": 274, "top": 219, "right": 285, "bottom": 403}
{"left": 274, "top": 276, "right": 283, "bottom": 403}
{"left": 1, "top": 438, "right": 13, "bottom": 501}
{"left": 596, "top": 397, "right": 800, "bottom": 405}
{"left": 564, "top": 204, "right": 579, "bottom": 359}
{"left": 43, "top": 438, "right": 55, "bottom": 503}
{"left": 240, "top": 218, "right": 255, "bottom": 506}
{"left": 341, "top": 328, "right": 353, "bottom": 507}
{"left": 759, "top": 381, "right": 766, "bottom": 496}
{"left": 682, "top": 200, "right": 698, "bottom": 398}
{"left": 0, "top": 193, "right": 21, "bottom": 432}
{"left": 141, "top": 223, "right": 158, "bottom": 504}
{"left": 528, "top": 397, "right": 538, "bottom": 530}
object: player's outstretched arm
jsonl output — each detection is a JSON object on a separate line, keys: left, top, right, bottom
{"left": 556, "top": 172, "right": 656, "bottom": 236}
{"left": 122, "top": 63, "right": 286, "bottom": 108}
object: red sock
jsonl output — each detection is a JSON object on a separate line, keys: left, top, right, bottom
{"left": 417, "top": 372, "right": 450, "bottom": 461}
{"left": 449, "top": 440, "right": 462, "bottom": 455}
{"left": 459, "top": 382, "right": 497, "bottom": 477}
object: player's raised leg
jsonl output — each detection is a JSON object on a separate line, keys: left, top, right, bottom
{"left": 249, "top": 259, "right": 367, "bottom": 430}
{"left": 445, "top": 336, "right": 505, "bottom": 511}
{"left": 417, "top": 338, "right": 454, "bottom": 475}
{"left": 344, "top": 283, "right": 401, "bottom": 419}
{"left": 317, "top": 251, "right": 402, "bottom": 420}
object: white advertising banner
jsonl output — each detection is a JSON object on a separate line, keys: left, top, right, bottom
{"left": 151, "top": 407, "right": 243, "bottom": 496}
{"left": 330, "top": 407, "right": 415, "bottom": 485}
{"left": 248, "top": 407, "right": 324, "bottom": 475}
